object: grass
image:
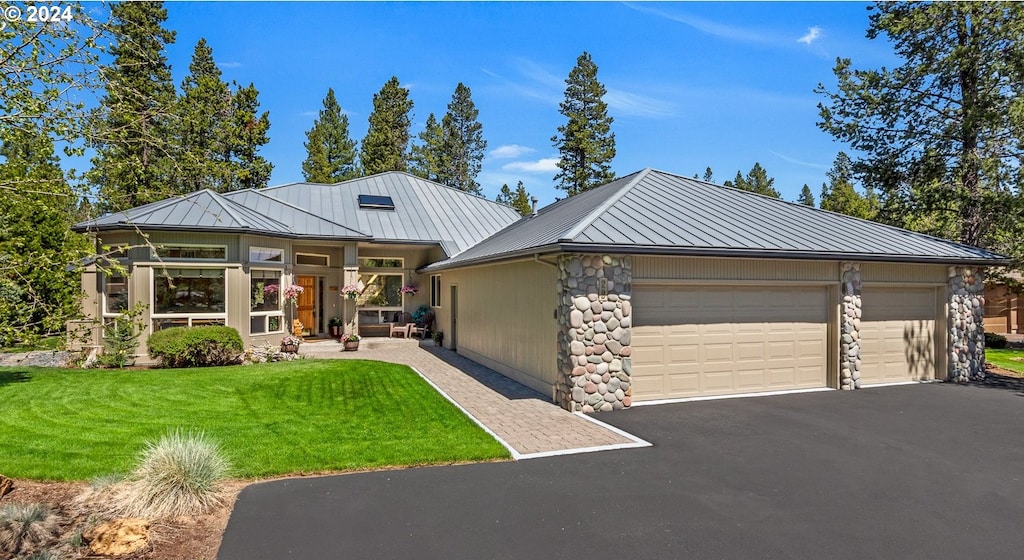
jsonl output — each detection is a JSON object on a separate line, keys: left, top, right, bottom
{"left": 0, "top": 336, "right": 61, "bottom": 354}
{"left": 985, "top": 348, "right": 1024, "bottom": 376}
{"left": 0, "top": 360, "right": 509, "bottom": 480}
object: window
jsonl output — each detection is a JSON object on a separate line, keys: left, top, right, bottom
{"left": 153, "top": 268, "right": 226, "bottom": 314}
{"left": 249, "top": 246, "right": 283, "bottom": 263}
{"left": 250, "top": 270, "right": 283, "bottom": 334}
{"left": 356, "top": 273, "right": 403, "bottom": 324}
{"left": 104, "top": 275, "right": 129, "bottom": 315}
{"left": 295, "top": 252, "right": 329, "bottom": 266}
{"left": 430, "top": 275, "right": 442, "bottom": 308}
{"left": 357, "top": 194, "right": 395, "bottom": 210}
{"left": 153, "top": 244, "right": 226, "bottom": 260}
{"left": 360, "top": 258, "right": 403, "bottom": 268}
{"left": 152, "top": 317, "right": 226, "bottom": 332}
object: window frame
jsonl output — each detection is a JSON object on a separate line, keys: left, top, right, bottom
{"left": 151, "top": 243, "right": 228, "bottom": 262}
{"left": 150, "top": 266, "right": 228, "bottom": 321}
{"left": 295, "top": 252, "right": 330, "bottom": 267}
{"left": 102, "top": 273, "right": 130, "bottom": 317}
{"left": 430, "top": 275, "right": 442, "bottom": 308}
{"left": 249, "top": 246, "right": 284, "bottom": 264}
{"left": 249, "top": 268, "right": 284, "bottom": 335}
{"left": 359, "top": 257, "right": 404, "bottom": 269}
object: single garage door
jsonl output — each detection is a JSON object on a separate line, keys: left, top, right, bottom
{"left": 631, "top": 285, "right": 828, "bottom": 401}
{"left": 859, "top": 287, "right": 937, "bottom": 384}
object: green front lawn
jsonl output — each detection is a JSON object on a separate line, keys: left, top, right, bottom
{"left": 986, "top": 348, "right": 1024, "bottom": 376}
{"left": 0, "top": 360, "right": 509, "bottom": 480}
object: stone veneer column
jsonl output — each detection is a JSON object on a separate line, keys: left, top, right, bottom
{"left": 556, "top": 255, "right": 633, "bottom": 412}
{"left": 948, "top": 266, "right": 986, "bottom": 382}
{"left": 840, "top": 262, "right": 862, "bottom": 390}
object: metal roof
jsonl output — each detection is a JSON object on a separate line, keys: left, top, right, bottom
{"left": 245, "top": 172, "right": 521, "bottom": 254}
{"left": 74, "top": 173, "right": 521, "bottom": 251}
{"left": 423, "top": 168, "right": 1007, "bottom": 271}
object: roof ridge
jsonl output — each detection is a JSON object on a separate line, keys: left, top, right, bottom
{"left": 217, "top": 192, "right": 295, "bottom": 232}
{"left": 245, "top": 189, "right": 371, "bottom": 237}
{"left": 559, "top": 169, "right": 651, "bottom": 242}
{"left": 116, "top": 191, "right": 206, "bottom": 221}
{"left": 203, "top": 190, "right": 264, "bottom": 230}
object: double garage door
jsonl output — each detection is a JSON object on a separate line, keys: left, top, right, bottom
{"left": 630, "top": 285, "right": 938, "bottom": 402}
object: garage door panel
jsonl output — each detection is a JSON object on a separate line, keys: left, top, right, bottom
{"left": 632, "top": 285, "right": 828, "bottom": 400}
{"left": 860, "top": 287, "right": 937, "bottom": 384}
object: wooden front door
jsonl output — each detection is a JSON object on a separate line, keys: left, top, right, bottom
{"left": 296, "top": 275, "right": 316, "bottom": 335}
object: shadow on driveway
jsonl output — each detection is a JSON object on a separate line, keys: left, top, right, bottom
{"left": 219, "top": 383, "right": 1024, "bottom": 560}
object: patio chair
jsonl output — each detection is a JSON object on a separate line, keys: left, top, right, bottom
{"left": 389, "top": 312, "right": 414, "bottom": 338}
{"left": 410, "top": 310, "right": 435, "bottom": 339}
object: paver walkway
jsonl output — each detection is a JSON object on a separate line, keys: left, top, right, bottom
{"left": 299, "top": 338, "right": 646, "bottom": 458}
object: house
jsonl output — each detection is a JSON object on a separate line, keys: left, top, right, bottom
{"left": 983, "top": 272, "right": 1022, "bottom": 336}
{"left": 72, "top": 169, "right": 1005, "bottom": 412}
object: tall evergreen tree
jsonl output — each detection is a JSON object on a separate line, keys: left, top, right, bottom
{"left": 723, "top": 162, "right": 780, "bottom": 198}
{"left": 817, "top": 1, "right": 1024, "bottom": 259}
{"left": 410, "top": 113, "right": 444, "bottom": 182}
{"left": 819, "top": 152, "right": 877, "bottom": 220}
{"left": 552, "top": 52, "right": 616, "bottom": 196}
{"left": 177, "top": 39, "right": 233, "bottom": 193}
{"left": 302, "top": 88, "right": 358, "bottom": 183}
{"left": 440, "top": 83, "right": 487, "bottom": 194}
{"left": 88, "top": 0, "right": 178, "bottom": 211}
{"left": 798, "top": 184, "right": 816, "bottom": 206}
{"left": 227, "top": 82, "right": 273, "bottom": 190}
{"left": 495, "top": 181, "right": 533, "bottom": 216}
{"left": 702, "top": 166, "right": 714, "bottom": 183}
{"left": 360, "top": 76, "right": 414, "bottom": 175}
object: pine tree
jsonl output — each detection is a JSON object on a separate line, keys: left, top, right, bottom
{"left": 227, "top": 82, "right": 273, "bottom": 190}
{"left": 819, "top": 152, "right": 877, "bottom": 220}
{"left": 495, "top": 181, "right": 533, "bottom": 216}
{"left": 302, "top": 88, "right": 358, "bottom": 183}
{"left": 360, "top": 76, "right": 414, "bottom": 175}
{"left": 551, "top": 52, "right": 616, "bottom": 196}
{"left": 410, "top": 113, "right": 444, "bottom": 182}
{"left": 88, "top": 0, "right": 178, "bottom": 211}
{"left": 798, "top": 184, "right": 816, "bottom": 206}
{"left": 177, "top": 39, "right": 234, "bottom": 193}
{"left": 723, "top": 162, "right": 780, "bottom": 198}
{"left": 439, "top": 83, "right": 487, "bottom": 194}
{"left": 703, "top": 167, "right": 714, "bottom": 183}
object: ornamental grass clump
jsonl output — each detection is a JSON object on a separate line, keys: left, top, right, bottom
{"left": 0, "top": 503, "right": 61, "bottom": 556}
{"left": 117, "top": 430, "right": 231, "bottom": 519}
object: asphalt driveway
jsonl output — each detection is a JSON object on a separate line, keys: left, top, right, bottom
{"left": 218, "top": 383, "right": 1024, "bottom": 559}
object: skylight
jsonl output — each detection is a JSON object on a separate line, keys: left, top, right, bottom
{"left": 358, "top": 194, "right": 395, "bottom": 210}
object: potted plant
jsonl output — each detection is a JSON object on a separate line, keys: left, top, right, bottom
{"left": 329, "top": 317, "right": 343, "bottom": 339}
{"left": 342, "top": 333, "right": 361, "bottom": 351}
{"left": 281, "top": 335, "right": 302, "bottom": 353}
{"left": 432, "top": 331, "right": 444, "bottom": 347}
{"left": 400, "top": 284, "right": 419, "bottom": 296}
{"left": 341, "top": 283, "right": 362, "bottom": 300}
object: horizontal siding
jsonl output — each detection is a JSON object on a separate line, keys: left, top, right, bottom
{"left": 634, "top": 256, "right": 835, "bottom": 282}
{"left": 860, "top": 263, "right": 947, "bottom": 284}
{"left": 440, "top": 261, "right": 558, "bottom": 396}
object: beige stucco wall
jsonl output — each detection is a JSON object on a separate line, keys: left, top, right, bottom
{"left": 434, "top": 259, "right": 559, "bottom": 397}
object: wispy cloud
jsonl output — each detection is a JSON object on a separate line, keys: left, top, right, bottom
{"left": 605, "top": 89, "right": 676, "bottom": 118}
{"left": 798, "top": 26, "right": 822, "bottom": 45}
{"left": 625, "top": 2, "right": 775, "bottom": 45}
{"left": 490, "top": 144, "right": 536, "bottom": 159}
{"left": 769, "top": 150, "right": 828, "bottom": 170}
{"left": 216, "top": 61, "right": 242, "bottom": 69}
{"left": 502, "top": 158, "right": 560, "bottom": 173}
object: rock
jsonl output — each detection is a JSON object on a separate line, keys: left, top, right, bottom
{"left": 605, "top": 340, "right": 622, "bottom": 354}
{"left": 570, "top": 309, "right": 584, "bottom": 328}
{"left": 570, "top": 340, "right": 585, "bottom": 355}
{"left": 572, "top": 366, "right": 587, "bottom": 377}
{"left": 601, "top": 372, "right": 611, "bottom": 383}
{"left": 582, "top": 404, "right": 595, "bottom": 413}
{"left": 620, "top": 331, "right": 631, "bottom": 346}
{"left": 590, "top": 373, "right": 603, "bottom": 384}
{"left": 572, "top": 387, "right": 585, "bottom": 402}
{"left": 594, "top": 322, "right": 608, "bottom": 333}
{"left": 609, "top": 358, "right": 623, "bottom": 372}
{"left": 607, "top": 318, "right": 620, "bottom": 331}
{"left": 623, "top": 396, "right": 632, "bottom": 407}
{"left": 602, "top": 351, "right": 614, "bottom": 362}
{"left": 593, "top": 333, "right": 607, "bottom": 345}
{"left": 85, "top": 518, "right": 151, "bottom": 557}
{"left": 619, "top": 346, "right": 631, "bottom": 357}
{"left": 593, "top": 344, "right": 607, "bottom": 354}
{"left": 591, "top": 301, "right": 603, "bottom": 314}
{"left": 587, "top": 393, "right": 604, "bottom": 406}
{"left": 596, "top": 362, "right": 609, "bottom": 375}
{"left": 586, "top": 363, "right": 597, "bottom": 373}
{"left": 0, "top": 474, "right": 12, "bottom": 499}
{"left": 585, "top": 382, "right": 598, "bottom": 394}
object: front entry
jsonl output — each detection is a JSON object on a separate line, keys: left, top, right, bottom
{"left": 296, "top": 275, "right": 317, "bottom": 336}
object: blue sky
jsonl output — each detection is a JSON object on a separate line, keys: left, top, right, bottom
{"left": 149, "top": 1, "right": 894, "bottom": 206}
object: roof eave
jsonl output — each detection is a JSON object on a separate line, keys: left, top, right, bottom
{"left": 71, "top": 223, "right": 372, "bottom": 241}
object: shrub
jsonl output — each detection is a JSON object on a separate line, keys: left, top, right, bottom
{"left": 147, "top": 326, "right": 243, "bottom": 368}
{"left": 116, "top": 430, "right": 231, "bottom": 519}
{"left": 97, "top": 303, "right": 148, "bottom": 368}
{"left": 0, "top": 503, "right": 61, "bottom": 556}
{"left": 985, "top": 332, "right": 1008, "bottom": 349}
{"left": 18, "top": 552, "right": 63, "bottom": 560}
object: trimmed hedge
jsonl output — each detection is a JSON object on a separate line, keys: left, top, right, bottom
{"left": 985, "top": 331, "right": 1008, "bottom": 349}
{"left": 147, "top": 326, "right": 244, "bottom": 368}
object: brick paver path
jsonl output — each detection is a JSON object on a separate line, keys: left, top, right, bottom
{"left": 300, "top": 338, "right": 645, "bottom": 458}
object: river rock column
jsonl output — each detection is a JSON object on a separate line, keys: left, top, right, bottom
{"left": 840, "top": 262, "right": 862, "bottom": 390}
{"left": 948, "top": 266, "right": 986, "bottom": 382}
{"left": 556, "top": 255, "right": 633, "bottom": 413}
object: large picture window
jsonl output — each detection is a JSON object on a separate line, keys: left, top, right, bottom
{"left": 356, "top": 273, "right": 403, "bottom": 324}
{"left": 360, "top": 258, "right": 403, "bottom": 268}
{"left": 154, "top": 268, "right": 226, "bottom": 314}
{"left": 250, "top": 270, "right": 283, "bottom": 334}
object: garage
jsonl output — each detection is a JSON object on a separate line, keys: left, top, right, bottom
{"left": 859, "top": 287, "right": 938, "bottom": 384}
{"left": 630, "top": 285, "right": 828, "bottom": 401}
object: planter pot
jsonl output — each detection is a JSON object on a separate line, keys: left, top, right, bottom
{"left": 281, "top": 343, "right": 299, "bottom": 353}
{"left": 330, "top": 326, "right": 342, "bottom": 339}
{"left": 343, "top": 340, "right": 360, "bottom": 352}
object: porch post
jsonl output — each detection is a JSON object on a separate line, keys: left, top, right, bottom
{"left": 342, "top": 242, "right": 359, "bottom": 335}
